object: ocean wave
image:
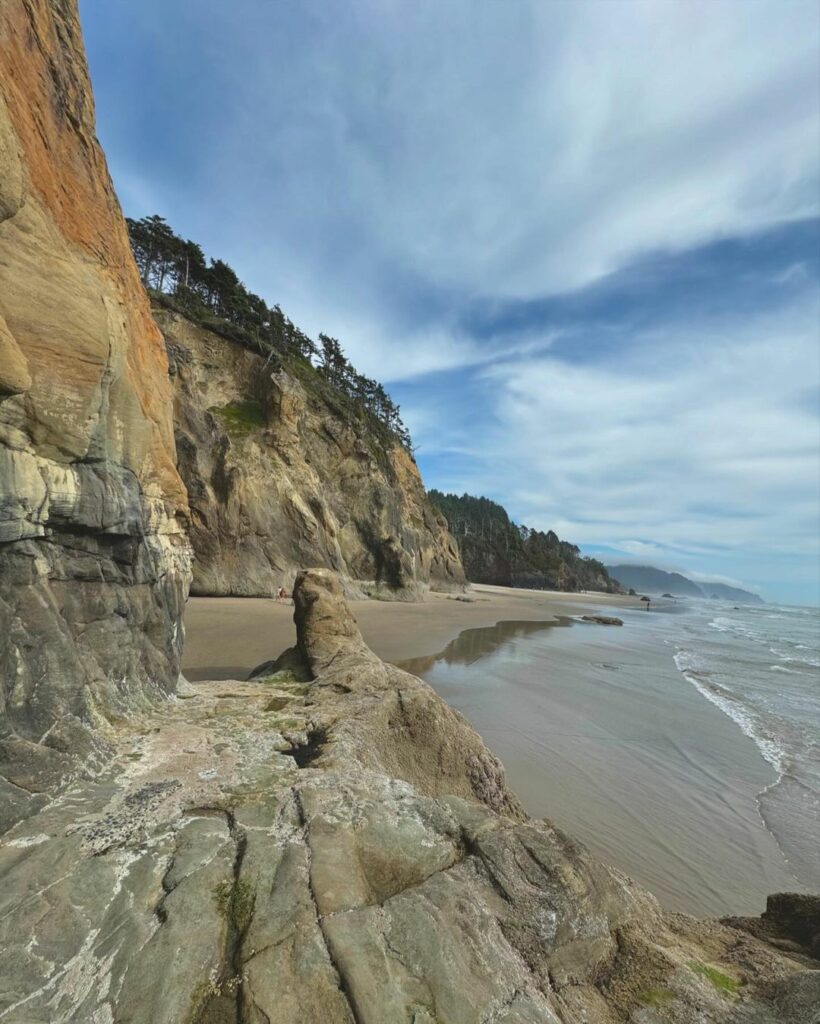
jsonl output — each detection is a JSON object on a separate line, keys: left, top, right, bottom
{"left": 769, "top": 648, "right": 820, "bottom": 669}
{"left": 673, "top": 649, "right": 787, "bottom": 775}
{"left": 786, "top": 655, "right": 820, "bottom": 668}
{"left": 771, "top": 664, "right": 800, "bottom": 675}
{"left": 708, "top": 617, "right": 765, "bottom": 643}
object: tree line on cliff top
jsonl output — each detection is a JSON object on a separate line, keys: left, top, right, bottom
{"left": 126, "top": 214, "right": 411, "bottom": 450}
{"left": 429, "top": 491, "right": 621, "bottom": 593}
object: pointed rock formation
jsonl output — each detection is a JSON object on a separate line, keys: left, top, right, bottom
{"left": 0, "top": 570, "right": 816, "bottom": 1023}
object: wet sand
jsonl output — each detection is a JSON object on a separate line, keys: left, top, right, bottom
{"left": 401, "top": 612, "right": 801, "bottom": 917}
{"left": 182, "top": 586, "right": 797, "bottom": 917}
{"left": 182, "top": 584, "right": 639, "bottom": 681}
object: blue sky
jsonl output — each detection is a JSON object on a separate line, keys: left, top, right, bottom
{"left": 80, "top": 0, "right": 820, "bottom": 605}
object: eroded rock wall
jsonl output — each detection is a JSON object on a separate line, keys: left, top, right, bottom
{"left": 160, "top": 307, "right": 465, "bottom": 597}
{"left": 0, "top": 0, "right": 191, "bottom": 830}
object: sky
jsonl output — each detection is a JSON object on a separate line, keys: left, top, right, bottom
{"left": 80, "top": 0, "right": 820, "bottom": 606}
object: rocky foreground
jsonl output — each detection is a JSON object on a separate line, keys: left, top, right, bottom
{"left": 1, "top": 570, "right": 816, "bottom": 1024}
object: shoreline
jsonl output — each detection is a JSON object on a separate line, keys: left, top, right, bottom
{"left": 5, "top": 569, "right": 815, "bottom": 1022}
{"left": 182, "top": 583, "right": 642, "bottom": 680}
{"left": 182, "top": 584, "right": 804, "bottom": 917}
{"left": 401, "top": 603, "right": 804, "bottom": 916}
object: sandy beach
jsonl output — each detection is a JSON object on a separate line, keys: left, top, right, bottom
{"left": 400, "top": 607, "right": 803, "bottom": 916}
{"left": 182, "top": 583, "right": 640, "bottom": 680}
{"left": 183, "top": 585, "right": 809, "bottom": 918}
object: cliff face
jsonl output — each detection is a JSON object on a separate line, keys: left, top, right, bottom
{"left": 430, "top": 490, "right": 622, "bottom": 594}
{"left": 0, "top": 570, "right": 816, "bottom": 1023}
{"left": 0, "top": 0, "right": 191, "bottom": 830}
{"left": 158, "top": 306, "right": 465, "bottom": 597}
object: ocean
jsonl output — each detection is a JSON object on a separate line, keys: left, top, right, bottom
{"left": 673, "top": 601, "right": 820, "bottom": 891}
{"left": 400, "top": 598, "right": 819, "bottom": 916}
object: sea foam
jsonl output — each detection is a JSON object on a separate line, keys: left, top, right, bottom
{"left": 672, "top": 648, "right": 787, "bottom": 775}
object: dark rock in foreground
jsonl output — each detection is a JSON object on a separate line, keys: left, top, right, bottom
{"left": 580, "top": 615, "right": 624, "bottom": 626}
{"left": 724, "top": 893, "right": 820, "bottom": 963}
{"left": 1, "top": 569, "right": 816, "bottom": 1023}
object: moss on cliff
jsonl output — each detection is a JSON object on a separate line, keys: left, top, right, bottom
{"left": 691, "top": 962, "right": 741, "bottom": 996}
{"left": 209, "top": 399, "right": 265, "bottom": 438}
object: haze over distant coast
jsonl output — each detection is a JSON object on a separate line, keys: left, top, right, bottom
{"left": 607, "top": 564, "right": 765, "bottom": 604}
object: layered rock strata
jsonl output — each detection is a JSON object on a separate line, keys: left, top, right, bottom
{"left": 0, "top": 569, "right": 816, "bottom": 1023}
{"left": 0, "top": 0, "right": 191, "bottom": 831}
{"left": 159, "top": 307, "right": 465, "bottom": 598}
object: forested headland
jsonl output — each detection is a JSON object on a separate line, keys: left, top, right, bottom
{"left": 126, "top": 214, "right": 412, "bottom": 449}
{"left": 429, "top": 491, "right": 622, "bottom": 593}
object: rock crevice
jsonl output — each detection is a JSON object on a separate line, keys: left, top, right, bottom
{"left": 1, "top": 570, "right": 816, "bottom": 1023}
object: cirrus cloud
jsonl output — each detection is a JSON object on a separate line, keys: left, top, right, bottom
{"left": 80, "top": 0, "right": 820, "bottom": 602}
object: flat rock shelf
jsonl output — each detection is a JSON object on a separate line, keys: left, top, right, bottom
{"left": 1, "top": 571, "right": 817, "bottom": 1023}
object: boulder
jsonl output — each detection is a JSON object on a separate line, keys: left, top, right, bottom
{"left": 725, "top": 892, "right": 820, "bottom": 961}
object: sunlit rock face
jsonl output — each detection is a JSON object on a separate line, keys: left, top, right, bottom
{"left": 0, "top": 0, "right": 191, "bottom": 831}
{"left": 160, "top": 306, "right": 465, "bottom": 599}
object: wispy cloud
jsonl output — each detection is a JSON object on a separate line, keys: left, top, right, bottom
{"left": 402, "top": 289, "right": 820, "bottom": 601}
{"left": 80, "top": 0, "right": 820, "bottom": 602}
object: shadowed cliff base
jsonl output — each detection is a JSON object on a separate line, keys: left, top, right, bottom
{"left": 1, "top": 569, "right": 817, "bottom": 1023}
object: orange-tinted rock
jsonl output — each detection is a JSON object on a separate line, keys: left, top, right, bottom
{"left": 0, "top": 0, "right": 191, "bottom": 830}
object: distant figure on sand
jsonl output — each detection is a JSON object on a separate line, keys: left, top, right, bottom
{"left": 640, "top": 595, "right": 651, "bottom": 611}
{"left": 276, "top": 586, "right": 290, "bottom": 602}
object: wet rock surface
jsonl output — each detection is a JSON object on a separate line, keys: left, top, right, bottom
{"left": 1, "top": 570, "right": 816, "bottom": 1023}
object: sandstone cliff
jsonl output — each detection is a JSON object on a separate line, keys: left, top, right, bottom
{"left": 1, "top": 10, "right": 817, "bottom": 1023}
{"left": 158, "top": 305, "right": 465, "bottom": 598}
{"left": 0, "top": 570, "right": 816, "bottom": 1023}
{"left": 0, "top": 0, "right": 191, "bottom": 831}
